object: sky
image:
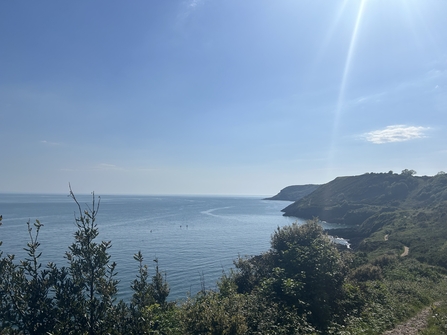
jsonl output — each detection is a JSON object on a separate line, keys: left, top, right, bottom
{"left": 1, "top": 0, "right": 447, "bottom": 196}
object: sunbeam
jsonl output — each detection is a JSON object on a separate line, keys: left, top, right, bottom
{"left": 327, "top": 0, "right": 367, "bottom": 179}
{"left": 310, "top": 0, "right": 350, "bottom": 73}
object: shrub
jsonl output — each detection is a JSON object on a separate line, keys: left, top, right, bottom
{"left": 350, "top": 264, "right": 383, "bottom": 282}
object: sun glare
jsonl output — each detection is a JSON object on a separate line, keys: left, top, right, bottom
{"left": 327, "top": 0, "right": 367, "bottom": 179}
{"left": 310, "top": 0, "right": 349, "bottom": 72}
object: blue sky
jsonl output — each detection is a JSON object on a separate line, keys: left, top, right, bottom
{"left": 1, "top": 0, "right": 447, "bottom": 195}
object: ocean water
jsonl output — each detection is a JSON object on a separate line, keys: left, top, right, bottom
{"left": 0, "top": 194, "right": 342, "bottom": 302}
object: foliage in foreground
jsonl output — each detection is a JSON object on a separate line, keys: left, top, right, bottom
{"left": 1, "top": 195, "right": 446, "bottom": 334}
{"left": 0, "top": 193, "right": 176, "bottom": 335}
{"left": 179, "top": 221, "right": 446, "bottom": 334}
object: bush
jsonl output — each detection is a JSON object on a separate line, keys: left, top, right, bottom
{"left": 0, "top": 191, "right": 176, "bottom": 335}
{"left": 231, "top": 219, "right": 348, "bottom": 332}
{"left": 350, "top": 264, "right": 383, "bottom": 282}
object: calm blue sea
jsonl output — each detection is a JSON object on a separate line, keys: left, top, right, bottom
{"left": 0, "top": 194, "right": 343, "bottom": 302}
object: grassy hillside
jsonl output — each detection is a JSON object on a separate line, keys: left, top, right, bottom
{"left": 281, "top": 171, "right": 447, "bottom": 269}
{"left": 264, "top": 184, "right": 320, "bottom": 201}
{"left": 282, "top": 171, "right": 447, "bottom": 224}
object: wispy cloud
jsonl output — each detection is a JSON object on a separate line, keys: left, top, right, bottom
{"left": 188, "top": 0, "right": 202, "bottom": 8}
{"left": 363, "top": 125, "right": 430, "bottom": 144}
{"left": 345, "top": 58, "right": 447, "bottom": 110}
{"left": 61, "top": 164, "right": 157, "bottom": 173}
{"left": 351, "top": 91, "right": 387, "bottom": 105}
{"left": 40, "top": 140, "right": 63, "bottom": 146}
{"left": 94, "top": 163, "right": 124, "bottom": 171}
{"left": 60, "top": 164, "right": 123, "bottom": 172}
{"left": 177, "top": 0, "right": 205, "bottom": 23}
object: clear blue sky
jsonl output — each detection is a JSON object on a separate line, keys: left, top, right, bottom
{"left": 1, "top": 0, "right": 446, "bottom": 195}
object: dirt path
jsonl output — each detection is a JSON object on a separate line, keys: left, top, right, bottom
{"left": 401, "top": 246, "right": 409, "bottom": 257}
{"left": 383, "top": 234, "right": 408, "bottom": 256}
{"left": 381, "top": 305, "right": 433, "bottom": 335}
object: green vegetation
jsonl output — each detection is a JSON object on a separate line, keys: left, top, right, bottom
{"left": 1, "top": 173, "right": 447, "bottom": 334}
{"left": 264, "top": 184, "right": 320, "bottom": 201}
{"left": 177, "top": 221, "right": 446, "bottom": 334}
{"left": 0, "top": 193, "right": 177, "bottom": 335}
{"left": 422, "top": 302, "right": 447, "bottom": 334}
{"left": 282, "top": 170, "right": 447, "bottom": 222}
{"left": 282, "top": 172, "right": 447, "bottom": 261}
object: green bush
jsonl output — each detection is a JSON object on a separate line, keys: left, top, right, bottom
{"left": 350, "top": 264, "right": 383, "bottom": 282}
{"left": 0, "top": 192, "right": 177, "bottom": 335}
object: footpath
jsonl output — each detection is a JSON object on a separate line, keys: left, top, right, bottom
{"left": 381, "top": 303, "right": 439, "bottom": 335}
{"left": 381, "top": 233, "right": 429, "bottom": 334}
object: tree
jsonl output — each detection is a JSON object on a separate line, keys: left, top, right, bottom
{"left": 53, "top": 188, "right": 119, "bottom": 334}
{"left": 0, "top": 191, "right": 177, "bottom": 334}
{"left": 125, "top": 251, "right": 172, "bottom": 334}
{"left": 271, "top": 220, "right": 347, "bottom": 328}
{"left": 0, "top": 218, "right": 57, "bottom": 334}
{"left": 401, "top": 169, "right": 416, "bottom": 176}
{"left": 232, "top": 219, "right": 347, "bottom": 332}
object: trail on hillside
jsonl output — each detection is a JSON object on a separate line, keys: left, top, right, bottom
{"left": 383, "top": 234, "right": 408, "bottom": 256}
{"left": 401, "top": 246, "right": 409, "bottom": 257}
{"left": 381, "top": 303, "right": 438, "bottom": 335}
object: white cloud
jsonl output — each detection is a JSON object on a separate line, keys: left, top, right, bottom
{"left": 363, "top": 125, "right": 430, "bottom": 144}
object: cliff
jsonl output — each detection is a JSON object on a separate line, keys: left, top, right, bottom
{"left": 281, "top": 172, "right": 447, "bottom": 225}
{"left": 264, "top": 184, "right": 319, "bottom": 201}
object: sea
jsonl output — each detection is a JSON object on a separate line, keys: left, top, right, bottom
{"left": 0, "top": 194, "right": 344, "bottom": 302}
